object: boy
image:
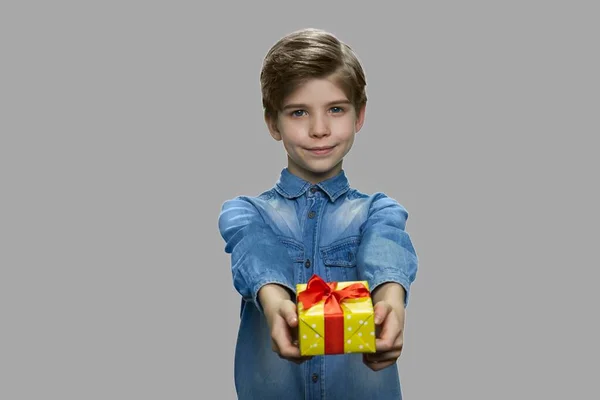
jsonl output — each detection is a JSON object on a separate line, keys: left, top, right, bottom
{"left": 218, "top": 28, "right": 418, "bottom": 399}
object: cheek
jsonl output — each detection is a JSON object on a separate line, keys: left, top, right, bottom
{"left": 281, "top": 140, "right": 295, "bottom": 155}
{"left": 280, "top": 123, "right": 307, "bottom": 143}
{"left": 280, "top": 134, "right": 303, "bottom": 156}
{"left": 333, "top": 119, "right": 357, "bottom": 136}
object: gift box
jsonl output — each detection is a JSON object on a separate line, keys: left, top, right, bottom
{"left": 296, "top": 274, "right": 376, "bottom": 356}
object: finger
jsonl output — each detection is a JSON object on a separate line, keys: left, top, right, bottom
{"left": 373, "top": 301, "right": 392, "bottom": 325}
{"left": 274, "top": 338, "right": 312, "bottom": 364}
{"left": 374, "top": 314, "right": 403, "bottom": 352}
{"left": 375, "top": 335, "right": 403, "bottom": 353}
{"left": 273, "top": 336, "right": 300, "bottom": 358}
{"left": 271, "top": 318, "right": 301, "bottom": 358}
{"left": 365, "top": 349, "right": 402, "bottom": 364}
{"left": 286, "top": 355, "right": 314, "bottom": 365}
{"left": 375, "top": 323, "right": 402, "bottom": 351}
{"left": 363, "top": 356, "right": 397, "bottom": 372}
{"left": 291, "top": 326, "right": 300, "bottom": 345}
{"left": 289, "top": 336, "right": 313, "bottom": 363}
{"left": 279, "top": 301, "right": 299, "bottom": 328}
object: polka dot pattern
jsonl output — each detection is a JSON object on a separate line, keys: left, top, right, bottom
{"left": 344, "top": 311, "right": 375, "bottom": 354}
{"left": 296, "top": 280, "right": 375, "bottom": 356}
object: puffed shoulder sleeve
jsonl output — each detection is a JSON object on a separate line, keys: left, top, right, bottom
{"left": 356, "top": 193, "right": 418, "bottom": 306}
{"left": 218, "top": 196, "right": 296, "bottom": 313}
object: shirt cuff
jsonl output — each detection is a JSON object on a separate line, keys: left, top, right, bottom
{"left": 251, "top": 274, "right": 296, "bottom": 314}
{"left": 368, "top": 271, "right": 412, "bottom": 308}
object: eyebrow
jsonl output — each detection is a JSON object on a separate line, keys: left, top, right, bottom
{"left": 282, "top": 100, "right": 351, "bottom": 110}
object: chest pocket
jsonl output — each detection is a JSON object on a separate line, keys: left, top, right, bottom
{"left": 278, "top": 236, "right": 305, "bottom": 264}
{"left": 320, "top": 236, "right": 360, "bottom": 282}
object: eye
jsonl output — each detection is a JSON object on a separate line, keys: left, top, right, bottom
{"left": 291, "top": 110, "right": 306, "bottom": 117}
{"left": 330, "top": 107, "right": 344, "bottom": 114}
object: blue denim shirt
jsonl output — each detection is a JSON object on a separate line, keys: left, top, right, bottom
{"left": 218, "top": 168, "right": 418, "bottom": 400}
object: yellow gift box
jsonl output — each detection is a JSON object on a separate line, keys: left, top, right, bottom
{"left": 296, "top": 274, "right": 376, "bottom": 356}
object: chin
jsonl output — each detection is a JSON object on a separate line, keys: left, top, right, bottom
{"left": 305, "top": 163, "right": 337, "bottom": 173}
{"left": 307, "top": 165, "right": 341, "bottom": 178}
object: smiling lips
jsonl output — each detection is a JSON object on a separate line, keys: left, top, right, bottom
{"left": 307, "top": 146, "right": 335, "bottom": 155}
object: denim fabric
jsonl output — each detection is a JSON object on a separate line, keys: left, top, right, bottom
{"left": 218, "top": 168, "right": 418, "bottom": 400}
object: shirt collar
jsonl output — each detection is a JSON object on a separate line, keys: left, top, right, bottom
{"left": 274, "top": 168, "right": 350, "bottom": 202}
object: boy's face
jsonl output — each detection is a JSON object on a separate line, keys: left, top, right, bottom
{"left": 266, "top": 76, "right": 366, "bottom": 184}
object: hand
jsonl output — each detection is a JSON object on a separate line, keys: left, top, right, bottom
{"left": 259, "top": 284, "right": 313, "bottom": 365}
{"left": 363, "top": 300, "right": 405, "bottom": 371}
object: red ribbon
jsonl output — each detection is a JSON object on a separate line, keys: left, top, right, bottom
{"left": 297, "top": 274, "right": 371, "bottom": 354}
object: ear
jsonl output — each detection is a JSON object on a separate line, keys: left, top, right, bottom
{"left": 265, "top": 112, "right": 282, "bottom": 141}
{"left": 354, "top": 103, "right": 366, "bottom": 133}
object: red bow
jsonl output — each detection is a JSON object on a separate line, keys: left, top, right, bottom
{"left": 297, "top": 274, "right": 370, "bottom": 354}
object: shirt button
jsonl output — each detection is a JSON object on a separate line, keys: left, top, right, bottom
{"left": 308, "top": 211, "right": 316, "bottom": 219}
{"left": 305, "top": 259, "right": 311, "bottom": 268}
{"left": 312, "top": 373, "right": 319, "bottom": 383}
{"left": 310, "top": 187, "right": 317, "bottom": 193}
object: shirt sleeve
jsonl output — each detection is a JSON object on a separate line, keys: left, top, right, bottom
{"left": 218, "top": 196, "right": 296, "bottom": 313}
{"left": 356, "top": 193, "right": 418, "bottom": 307}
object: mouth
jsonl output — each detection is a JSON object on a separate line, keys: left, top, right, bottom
{"left": 307, "top": 146, "right": 336, "bottom": 155}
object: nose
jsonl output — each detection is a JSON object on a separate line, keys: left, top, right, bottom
{"left": 309, "top": 114, "right": 330, "bottom": 138}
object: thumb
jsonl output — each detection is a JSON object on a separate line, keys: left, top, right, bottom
{"left": 373, "top": 301, "right": 392, "bottom": 325}
{"left": 279, "top": 300, "right": 299, "bottom": 327}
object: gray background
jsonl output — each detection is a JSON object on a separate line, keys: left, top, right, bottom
{"left": 2, "top": 1, "right": 598, "bottom": 399}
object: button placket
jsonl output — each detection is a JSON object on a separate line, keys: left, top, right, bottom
{"left": 304, "top": 197, "right": 321, "bottom": 397}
